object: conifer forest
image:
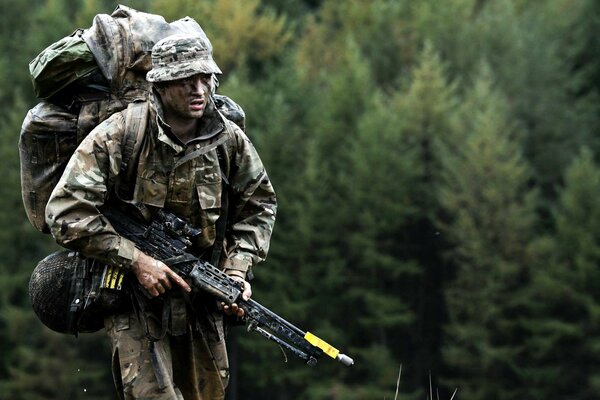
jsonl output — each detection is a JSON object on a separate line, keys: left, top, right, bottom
{"left": 1, "top": 0, "right": 600, "bottom": 399}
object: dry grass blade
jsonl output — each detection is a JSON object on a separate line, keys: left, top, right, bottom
{"left": 387, "top": 368, "right": 457, "bottom": 400}
{"left": 449, "top": 388, "right": 458, "bottom": 400}
{"left": 429, "top": 372, "right": 433, "bottom": 400}
{"left": 393, "top": 364, "right": 402, "bottom": 400}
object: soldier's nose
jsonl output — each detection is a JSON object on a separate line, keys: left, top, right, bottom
{"left": 188, "top": 79, "right": 205, "bottom": 94}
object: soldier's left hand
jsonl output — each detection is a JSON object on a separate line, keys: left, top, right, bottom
{"left": 221, "top": 278, "right": 251, "bottom": 317}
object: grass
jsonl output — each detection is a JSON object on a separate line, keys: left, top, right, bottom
{"left": 389, "top": 365, "right": 458, "bottom": 400}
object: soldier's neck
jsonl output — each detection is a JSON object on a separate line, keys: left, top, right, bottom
{"left": 167, "top": 117, "right": 199, "bottom": 144}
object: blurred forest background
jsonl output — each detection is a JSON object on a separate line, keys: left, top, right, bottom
{"left": 1, "top": 0, "right": 599, "bottom": 399}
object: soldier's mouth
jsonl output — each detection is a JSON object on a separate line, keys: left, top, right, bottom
{"left": 190, "top": 98, "right": 204, "bottom": 111}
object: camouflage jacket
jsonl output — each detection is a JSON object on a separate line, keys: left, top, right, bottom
{"left": 45, "top": 95, "right": 276, "bottom": 279}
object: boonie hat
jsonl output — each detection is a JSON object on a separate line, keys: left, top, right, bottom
{"left": 146, "top": 33, "right": 222, "bottom": 82}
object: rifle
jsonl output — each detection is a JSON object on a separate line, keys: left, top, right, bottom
{"left": 101, "top": 206, "right": 354, "bottom": 367}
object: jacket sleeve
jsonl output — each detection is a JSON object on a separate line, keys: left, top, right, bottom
{"left": 222, "top": 123, "right": 277, "bottom": 279}
{"left": 45, "top": 111, "right": 137, "bottom": 269}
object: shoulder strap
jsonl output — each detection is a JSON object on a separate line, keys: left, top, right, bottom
{"left": 116, "top": 101, "right": 149, "bottom": 200}
{"left": 210, "top": 144, "right": 230, "bottom": 268}
{"left": 210, "top": 118, "right": 245, "bottom": 269}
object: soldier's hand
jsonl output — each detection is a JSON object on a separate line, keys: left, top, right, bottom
{"left": 131, "top": 249, "right": 192, "bottom": 297}
{"left": 221, "top": 277, "right": 251, "bottom": 317}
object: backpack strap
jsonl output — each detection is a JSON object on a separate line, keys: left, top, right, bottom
{"left": 210, "top": 118, "right": 241, "bottom": 269}
{"left": 116, "top": 101, "right": 149, "bottom": 202}
{"left": 210, "top": 144, "right": 230, "bottom": 268}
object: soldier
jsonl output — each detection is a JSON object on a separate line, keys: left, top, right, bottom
{"left": 45, "top": 33, "right": 277, "bottom": 399}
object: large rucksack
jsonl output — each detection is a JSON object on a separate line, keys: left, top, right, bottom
{"left": 19, "top": 5, "right": 245, "bottom": 233}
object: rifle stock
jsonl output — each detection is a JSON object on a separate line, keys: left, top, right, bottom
{"left": 102, "top": 206, "right": 353, "bottom": 367}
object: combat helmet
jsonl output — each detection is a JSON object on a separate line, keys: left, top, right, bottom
{"left": 29, "top": 251, "right": 126, "bottom": 334}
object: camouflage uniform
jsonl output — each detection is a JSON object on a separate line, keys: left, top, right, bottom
{"left": 45, "top": 34, "right": 276, "bottom": 399}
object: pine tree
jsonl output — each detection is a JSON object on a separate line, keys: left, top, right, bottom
{"left": 438, "top": 63, "right": 538, "bottom": 400}
{"left": 0, "top": 2, "right": 118, "bottom": 398}
{"left": 225, "top": 17, "right": 425, "bottom": 398}
{"left": 389, "top": 42, "right": 460, "bottom": 394}
{"left": 221, "top": 64, "right": 337, "bottom": 400}
{"left": 190, "top": 0, "right": 292, "bottom": 76}
{"left": 567, "top": 0, "right": 600, "bottom": 156}
{"left": 333, "top": 87, "right": 424, "bottom": 400}
{"left": 523, "top": 148, "right": 600, "bottom": 399}
{"left": 472, "top": 0, "right": 598, "bottom": 194}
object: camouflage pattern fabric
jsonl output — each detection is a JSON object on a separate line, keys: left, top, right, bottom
{"left": 146, "top": 34, "right": 222, "bottom": 83}
{"left": 106, "top": 308, "right": 227, "bottom": 400}
{"left": 23, "top": 5, "right": 222, "bottom": 234}
{"left": 29, "top": 29, "right": 98, "bottom": 99}
{"left": 83, "top": 5, "right": 211, "bottom": 101}
{"left": 45, "top": 95, "right": 277, "bottom": 396}
{"left": 20, "top": 94, "right": 245, "bottom": 233}
{"left": 214, "top": 94, "right": 245, "bottom": 132}
{"left": 45, "top": 96, "right": 276, "bottom": 276}
{"left": 28, "top": 5, "right": 210, "bottom": 103}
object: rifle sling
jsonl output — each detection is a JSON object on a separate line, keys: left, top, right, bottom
{"left": 172, "top": 133, "right": 230, "bottom": 170}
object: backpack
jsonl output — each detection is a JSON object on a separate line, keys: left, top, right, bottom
{"left": 19, "top": 5, "right": 245, "bottom": 233}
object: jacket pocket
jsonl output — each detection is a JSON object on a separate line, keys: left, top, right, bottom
{"left": 196, "top": 181, "right": 222, "bottom": 226}
{"left": 134, "top": 175, "right": 167, "bottom": 208}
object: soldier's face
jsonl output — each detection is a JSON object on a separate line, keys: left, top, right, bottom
{"left": 158, "top": 73, "right": 213, "bottom": 121}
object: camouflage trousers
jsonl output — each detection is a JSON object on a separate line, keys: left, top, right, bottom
{"left": 105, "top": 309, "right": 229, "bottom": 400}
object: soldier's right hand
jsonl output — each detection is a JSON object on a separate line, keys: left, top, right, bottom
{"left": 131, "top": 249, "right": 192, "bottom": 297}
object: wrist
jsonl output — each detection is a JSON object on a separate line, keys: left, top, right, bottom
{"left": 131, "top": 248, "right": 140, "bottom": 270}
{"left": 225, "top": 269, "right": 246, "bottom": 281}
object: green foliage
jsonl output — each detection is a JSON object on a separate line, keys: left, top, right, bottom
{"left": 152, "top": 0, "right": 291, "bottom": 74}
{"left": 1, "top": 0, "right": 600, "bottom": 399}
{"left": 522, "top": 149, "right": 600, "bottom": 399}
{"left": 437, "top": 63, "right": 538, "bottom": 399}
{"left": 474, "top": 0, "right": 598, "bottom": 193}
{"left": 568, "top": 0, "right": 600, "bottom": 155}
{"left": 0, "top": 91, "right": 112, "bottom": 398}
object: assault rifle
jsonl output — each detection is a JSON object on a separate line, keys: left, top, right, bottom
{"left": 102, "top": 206, "right": 354, "bottom": 367}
